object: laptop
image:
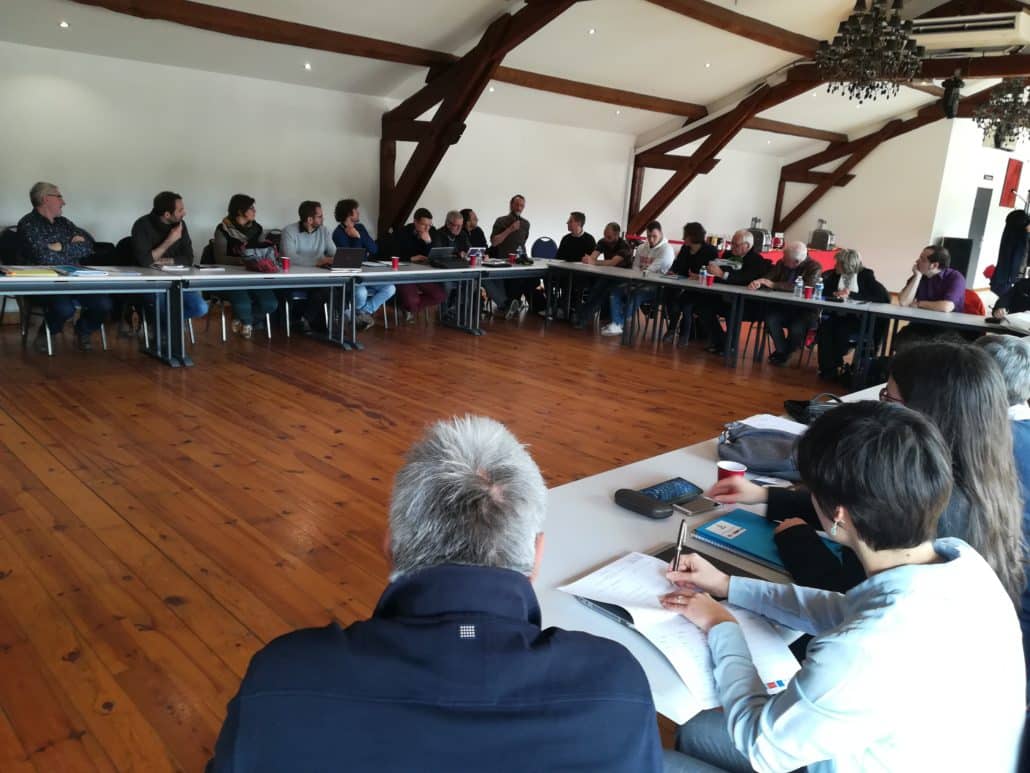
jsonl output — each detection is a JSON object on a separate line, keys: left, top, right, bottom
{"left": 325, "top": 247, "right": 365, "bottom": 273}
{"left": 427, "top": 247, "right": 469, "bottom": 270}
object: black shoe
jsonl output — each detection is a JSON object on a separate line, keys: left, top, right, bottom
{"left": 298, "top": 318, "right": 314, "bottom": 336}
{"left": 705, "top": 344, "right": 725, "bottom": 355}
{"left": 662, "top": 331, "right": 676, "bottom": 344}
{"left": 818, "top": 368, "right": 839, "bottom": 382}
{"left": 768, "top": 351, "right": 788, "bottom": 366}
{"left": 76, "top": 333, "right": 93, "bottom": 352}
{"left": 356, "top": 312, "right": 375, "bottom": 331}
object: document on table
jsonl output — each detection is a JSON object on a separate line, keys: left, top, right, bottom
{"left": 739, "top": 413, "right": 807, "bottom": 436}
{"left": 559, "top": 552, "right": 800, "bottom": 713}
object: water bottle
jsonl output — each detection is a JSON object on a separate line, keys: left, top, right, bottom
{"left": 794, "top": 276, "right": 804, "bottom": 297}
{"left": 516, "top": 245, "right": 525, "bottom": 263}
{"left": 700, "top": 267, "right": 708, "bottom": 285}
{"left": 814, "top": 276, "right": 824, "bottom": 301}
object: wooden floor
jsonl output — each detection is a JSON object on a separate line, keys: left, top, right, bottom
{"left": 0, "top": 311, "right": 823, "bottom": 771}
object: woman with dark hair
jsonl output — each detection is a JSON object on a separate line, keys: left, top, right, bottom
{"left": 460, "top": 208, "right": 488, "bottom": 249}
{"left": 709, "top": 341, "right": 1027, "bottom": 608}
{"left": 213, "top": 194, "right": 278, "bottom": 339}
{"left": 815, "top": 248, "right": 889, "bottom": 381}
{"left": 992, "top": 208, "right": 1030, "bottom": 300}
{"left": 664, "top": 402, "right": 1024, "bottom": 773}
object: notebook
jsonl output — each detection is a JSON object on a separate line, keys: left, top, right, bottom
{"left": 51, "top": 265, "right": 108, "bottom": 277}
{"left": 693, "top": 509, "right": 842, "bottom": 572}
{"left": 0, "top": 266, "right": 60, "bottom": 277}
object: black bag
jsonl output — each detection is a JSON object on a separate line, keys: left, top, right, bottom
{"left": 784, "top": 393, "right": 844, "bottom": 425}
{"left": 717, "top": 423, "right": 800, "bottom": 481}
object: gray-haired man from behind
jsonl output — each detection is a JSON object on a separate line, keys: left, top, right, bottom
{"left": 209, "top": 416, "right": 662, "bottom": 772}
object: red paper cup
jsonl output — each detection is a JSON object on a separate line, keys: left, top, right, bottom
{"left": 469, "top": 253, "right": 477, "bottom": 267}
{"left": 803, "top": 286, "right": 814, "bottom": 299}
{"left": 280, "top": 256, "right": 290, "bottom": 272}
{"left": 705, "top": 274, "right": 715, "bottom": 286}
{"left": 508, "top": 253, "right": 517, "bottom": 265}
{"left": 717, "top": 461, "right": 747, "bottom": 480}
{"left": 391, "top": 256, "right": 399, "bottom": 270}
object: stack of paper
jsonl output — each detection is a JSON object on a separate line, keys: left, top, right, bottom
{"left": 559, "top": 552, "right": 800, "bottom": 710}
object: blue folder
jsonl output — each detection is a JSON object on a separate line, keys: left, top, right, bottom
{"left": 693, "top": 509, "right": 842, "bottom": 572}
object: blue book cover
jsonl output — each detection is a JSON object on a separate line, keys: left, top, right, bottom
{"left": 693, "top": 509, "right": 842, "bottom": 571}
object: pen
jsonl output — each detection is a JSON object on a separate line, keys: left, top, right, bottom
{"left": 672, "top": 519, "right": 687, "bottom": 572}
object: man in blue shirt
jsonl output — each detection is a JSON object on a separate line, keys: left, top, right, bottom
{"left": 331, "top": 198, "right": 395, "bottom": 328}
{"left": 17, "top": 181, "right": 112, "bottom": 351}
{"left": 209, "top": 416, "right": 662, "bottom": 772}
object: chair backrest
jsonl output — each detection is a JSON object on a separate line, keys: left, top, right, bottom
{"left": 963, "top": 289, "right": 986, "bottom": 315}
{"left": 200, "top": 239, "right": 215, "bottom": 265}
{"left": 531, "top": 236, "right": 557, "bottom": 259}
{"left": 111, "top": 236, "right": 135, "bottom": 266}
{"left": 0, "top": 227, "right": 21, "bottom": 265}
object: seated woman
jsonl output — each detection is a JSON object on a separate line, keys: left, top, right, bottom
{"left": 213, "top": 194, "right": 278, "bottom": 339}
{"left": 815, "top": 248, "right": 889, "bottom": 381}
{"left": 664, "top": 401, "right": 1024, "bottom": 773}
{"left": 975, "top": 333, "right": 1030, "bottom": 702}
{"left": 709, "top": 341, "right": 1026, "bottom": 607}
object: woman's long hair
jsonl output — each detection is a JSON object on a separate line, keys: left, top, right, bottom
{"left": 891, "top": 341, "right": 1026, "bottom": 603}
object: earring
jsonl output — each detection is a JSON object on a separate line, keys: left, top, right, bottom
{"left": 831, "top": 520, "right": 842, "bottom": 537}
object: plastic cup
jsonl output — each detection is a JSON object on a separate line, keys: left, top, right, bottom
{"left": 469, "top": 253, "right": 477, "bottom": 267}
{"left": 391, "top": 256, "right": 399, "bottom": 270}
{"left": 705, "top": 274, "right": 715, "bottom": 286}
{"left": 717, "top": 461, "right": 747, "bottom": 480}
{"left": 508, "top": 253, "right": 517, "bottom": 265}
{"left": 280, "top": 256, "right": 290, "bottom": 272}
{"left": 803, "top": 286, "right": 814, "bottom": 299}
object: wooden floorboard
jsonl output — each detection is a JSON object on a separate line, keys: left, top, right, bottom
{"left": 0, "top": 314, "right": 824, "bottom": 769}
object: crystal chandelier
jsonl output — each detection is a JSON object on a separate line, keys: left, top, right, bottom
{"left": 974, "top": 79, "right": 1030, "bottom": 147}
{"left": 815, "top": 0, "right": 925, "bottom": 103}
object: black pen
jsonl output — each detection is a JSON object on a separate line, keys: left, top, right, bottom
{"left": 672, "top": 519, "right": 687, "bottom": 572}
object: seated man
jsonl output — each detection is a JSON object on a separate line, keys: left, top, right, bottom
{"left": 895, "top": 245, "right": 967, "bottom": 346}
{"left": 331, "top": 199, "right": 396, "bottom": 326}
{"left": 696, "top": 230, "right": 772, "bottom": 355}
{"left": 131, "top": 191, "right": 208, "bottom": 341}
{"left": 573, "top": 221, "right": 634, "bottom": 328}
{"left": 601, "top": 220, "right": 674, "bottom": 337}
{"left": 662, "top": 221, "right": 718, "bottom": 344}
{"left": 554, "top": 211, "right": 597, "bottom": 323}
{"left": 18, "top": 181, "right": 112, "bottom": 352}
{"left": 432, "top": 210, "right": 472, "bottom": 321}
{"left": 208, "top": 416, "right": 662, "bottom": 772}
{"left": 280, "top": 200, "right": 340, "bottom": 333}
{"left": 752, "top": 241, "right": 823, "bottom": 365}
{"left": 392, "top": 207, "right": 446, "bottom": 317}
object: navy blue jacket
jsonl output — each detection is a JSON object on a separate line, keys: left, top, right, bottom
{"left": 332, "top": 222, "right": 378, "bottom": 257}
{"left": 209, "top": 565, "right": 662, "bottom": 772}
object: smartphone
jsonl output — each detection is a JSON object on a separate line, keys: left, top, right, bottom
{"left": 638, "top": 477, "right": 702, "bottom": 504}
{"left": 672, "top": 496, "right": 720, "bottom": 517}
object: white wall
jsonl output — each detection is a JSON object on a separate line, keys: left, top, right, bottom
{"left": 931, "top": 119, "right": 1030, "bottom": 292}
{"left": 0, "top": 40, "right": 633, "bottom": 253}
{"left": 778, "top": 120, "right": 953, "bottom": 292}
{"left": 636, "top": 149, "right": 783, "bottom": 241}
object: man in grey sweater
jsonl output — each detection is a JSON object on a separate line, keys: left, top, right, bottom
{"left": 279, "top": 200, "right": 342, "bottom": 333}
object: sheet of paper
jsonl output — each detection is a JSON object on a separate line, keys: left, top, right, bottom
{"left": 739, "top": 414, "right": 807, "bottom": 436}
{"left": 559, "top": 552, "right": 801, "bottom": 706}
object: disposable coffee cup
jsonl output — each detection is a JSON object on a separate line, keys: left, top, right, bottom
{"left": 280, "top": 256, "right": 291, "bottom": 272}
{"left": 717, "top": 461, "right": 747, "bottom": 480}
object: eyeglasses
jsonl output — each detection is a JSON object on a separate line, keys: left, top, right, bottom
{"left": 879, "top": 387, "right": 905, "bottom": 404}
{"left": 46, "top": 193, "right": 65, "bottom": 200}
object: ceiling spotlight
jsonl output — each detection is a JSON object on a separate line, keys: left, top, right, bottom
{"left": 615, "top": 109, "right": 621, "bottom": 115}
{"left": 59, "top": 20, "right": 69, "bottom": 28}
{"left": 304, "top": 62, "right": 312, "bottom": 71}
{"left": 705, "top": 62, "right": 711, "bottom": 69}
{"left": 767, "top": 139, "right": 772, "bottom": 144}
{"left": 588, "top": 28, "right": 596, "bottom": 35}
{"left": 488, "top": 86, "right": 495, "bottom": 93}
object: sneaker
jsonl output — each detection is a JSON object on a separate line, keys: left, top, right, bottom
{"left": 768, "top": 351, "right": 788, "bottom": 366}
{"left": 241, "top": 324, "right": 254, "bottom": 339}
{"left": 504, "top": 300, "right": 519, "bottom": 320}
{"left": 76, "top": 333, "right": 93, "bottom": 352}
{"left": 34, "top": 330, "right": 52, "bottom": 353}
{"left": 661, "top": 331, "right": 677, "bottom": 344}
{"left": 404, "top": 311, "right": 416, "bottom": 324}
{"left": 298, "top": 317, "right": 313, "bottom": 336}
{"left": 520, "top": 299, "right": 531, "bottom": 312}
{"left": 231, "top": 319, "right": 242, "bottom": 334}
{"left": 357, "top": 312, "right": 375, "bottom": 331}
{"left": 600, "top": 322, "right": 623, "bottom": 336}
